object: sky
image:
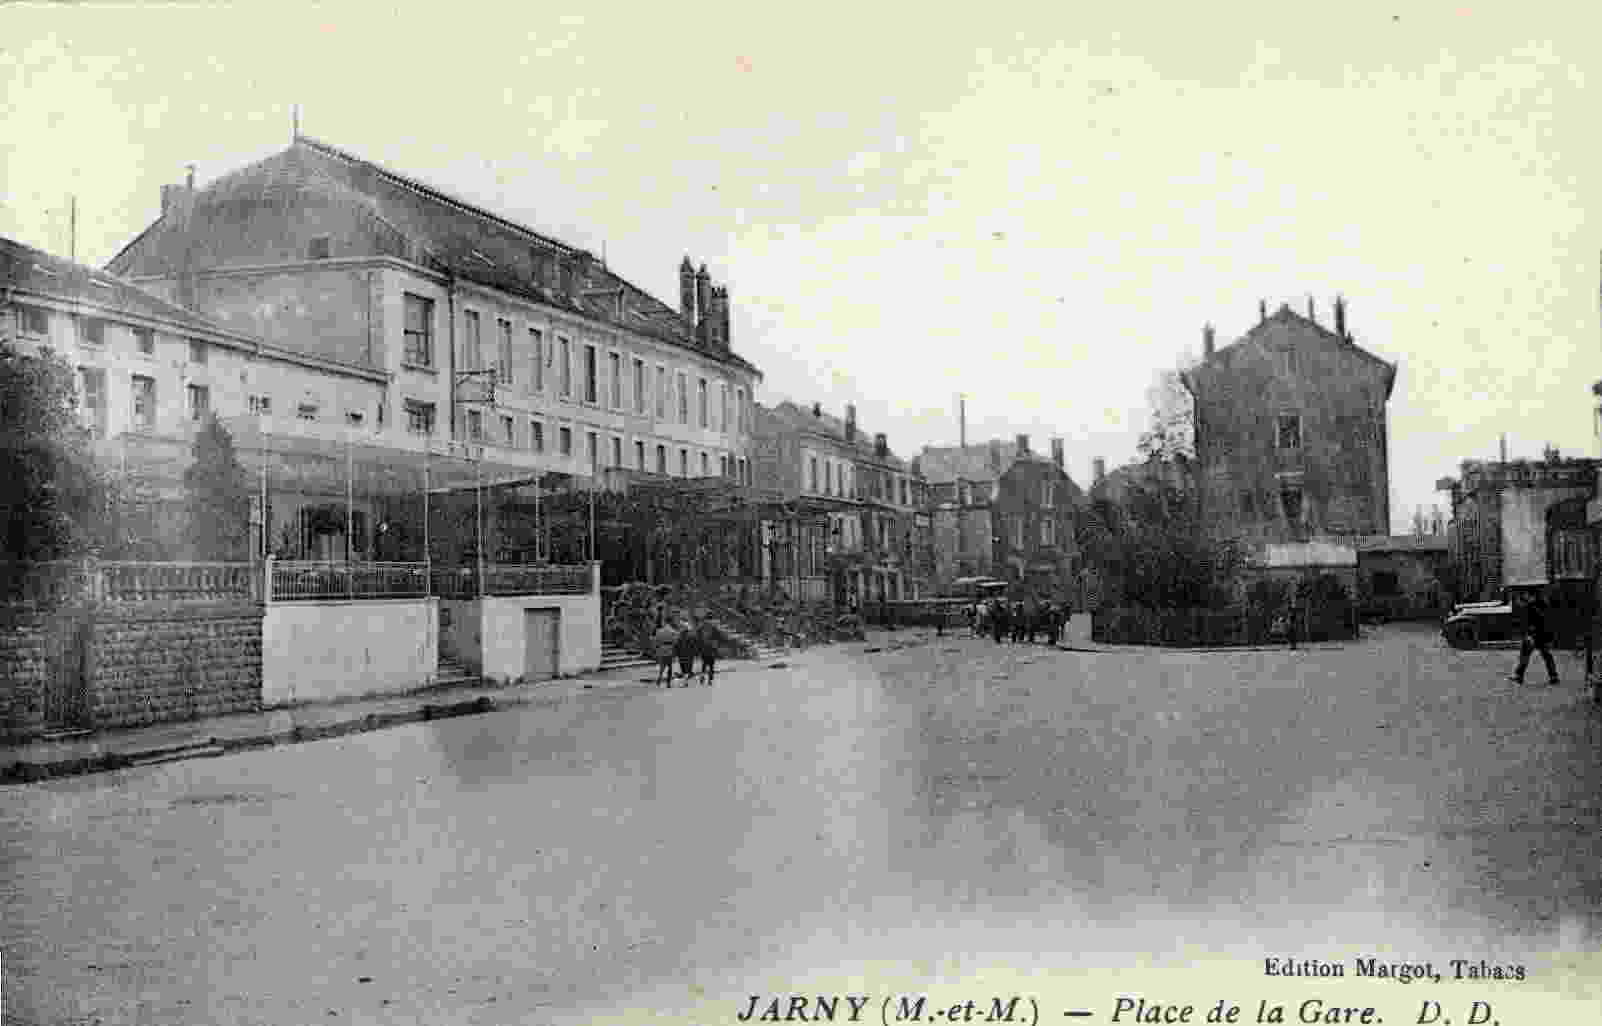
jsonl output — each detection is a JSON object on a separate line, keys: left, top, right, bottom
{"left": 3, "top": 1, "right": 1600, "bottom": 530}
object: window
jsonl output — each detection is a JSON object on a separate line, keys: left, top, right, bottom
{"left": 635, "top": 440, "right": 646, "bottom": 469}
{"left": 457, "top": 310, "right": 480, "bottom": 372}
{"left": 403, "top": 294, "right": 435, "bottom": 368}
{"left": 721, "top": 384, "right": 730, "bottom": 431}
{"left": 530, "top": 328, "right": 544, "bottom": 392}
{"left": 609, "top": 352, "right": 621, "bottom": 408}
{"left": 1280, "top": 486, "right": 1304, "bottom": 523}
{"left": 187, "top": 383, "right": 211, "bottom": 422}
{"left": 700, "top": 452, "right": 710, "bottom": 476}
{"left": 611, "top": 436, "right": 622, "bottom": 467}
{"left": 249, "top": 394, "right": 272, "bottom": 415}
{"left": 809, "top": 456, "right": 819, "bottom": 492}
{"left": 18, "top": 305, "right": 48, "bottom": 336}
{"left": 656, "top": 444, "right": 667, "bottom": 474}
{"left": 584, "top": 344, "right": 598, "bottom": 403}
{"left": 405, "top": 400, "right": 436, "bottom": 436}
{"left": 677, "top": 372, "right": 689, "bottom": 424}
{"left": 133, "top": 327, "right": 155, "bottom": 355}
{"left": 1012, "top": 516, "right": 1025, "bottom": 548}
{"left": 736, "top": 388, "right": 746, "bottom": 432}
{"left": 634, "top": 358, "right": 646, "bottom": 413}
{"left": 297, "top": 401, "right": 319, "bottom": 421}
{"left": 1278, "top": 348, "right": 1299, "bottom": 377}
{"left": 655, "top": 366, "right": 667, "bottom": 419}
{"left": 1276, "top": 413, "right": 1301, "bottom": 450}
{"left": 308, "top": 235, "right": 331, "bottom": 260}
{"left": 698, "top": 378, "right": 708, "bottom": 428}
{"left": 559, "top": 426, "right": 572, "bottom": 456}
{"left": 1041, "top": 480, "right": 1054, "bottom": 508}
{"left": 466, "top": 409, "right": 484, "bottom": 441}
{"left": 131, "top": 375, "right": 156, "bottom": 431}
{"left": 1041, "top": 518, "right": 1054, "bottom": 546}
{"left": 1240, "top": 490, "right": 1256, "bottom": 516}
{"left": 497, "top": 318, "right": 513, "bottom": 386}
{"left": 587, "top": 431, "right": 599, "bottom": 473}
{"left": 1371, "top": 571, "right": 1400, "bottom": 597}
{"left": 501, "top": 414, "right": 515, "bottom": 446}
{"left": 720, "top": 454, "right": 729, "bottom": 478}
{"left": 78, "top": 367, "right": 106, "bottom": 438}
{"left": 531, "top": 420, "right": 545, "bottom": 452}
{"left": 78, "top": 317, "right": 105, "bottom": 346}
{"left": 679, "top": 448, "right": 689, "bottom": 477}
{"left": 559, "top": 338, "right": 572, "bottom": 396}
{"left": 188, "top": 339, "right": 208, "bottom": 364}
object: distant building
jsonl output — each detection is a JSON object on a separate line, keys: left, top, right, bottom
{"left": 1353, "top": 534, "right": 1451, "bottom": 620}
{"left": 1182, "top": 299, "right": 1395, "bottom": 544}
{"left": 1438, "top": 452, "right": 1599, "bottom": 602}
{"left": 750, "top": 400, "right": 928, "bottom": 603}
{"left": 918, "top": 435, "right": 1082, "bottom": 598}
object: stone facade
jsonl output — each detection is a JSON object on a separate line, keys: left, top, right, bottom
{"left": 1183, "top": 302, "right": 1395, "bottom": 544}
{"left": 87, "top": 601, "right": 262, "bottom": 729}
{"left": 1440, "top": 456, "right": 1600, "bottom": 601}
{"left": 0, "top": 607, "right": 51, "bottom": 739}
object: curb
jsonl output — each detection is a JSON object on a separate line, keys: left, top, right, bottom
{"left": 1, "top": 695, "right": 498, "bottom": 786}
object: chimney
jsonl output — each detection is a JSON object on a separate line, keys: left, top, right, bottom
{"left": 1015, "top": 433, "right": 1029, "bottom": 455}
{"left": 161, "top": 184, "right": 181, "bottom": 216}
{"left": 185, "top": 164, "right": 195, "bottom": 191}
{"left": 1259, "top": 299, "right": 1267, "bottom": 322}
{"left": 1307, "top": 296, "right": 1316, "bottom": 323}
{"left": 679, "top": 257, "right": 695, "bottom": 330}
{"left": 1203, "top": 323, "right": 1215, "bottom": 357}
{"left": 874, "top": 432, "right": 888, "bottom": 457}
{"left": 710, "top": 286, "right": 726, "bottom": 347}
{"left": 1334, "top": 294, "right": 1347, "bottom": 339}
{"left": 845, "top": 403, "right": 857, "bottom": 441}
{"left": 812, "top": 401, "right": 822, "bottom": 418}
{"left": 695, "top": 265, "right": 712, "bottom": 343}
{"left": 1093, "top": 458, "right": 1107, "bottom": 483}
{"left": 575, "top": 252, "right": 594, "bottom": 287}
{"left": 989, "top": 439, "right": 1003, "bottom": 472}
{"left": 1050, "top": 437, "right": 1064, "bottom": 469}
{"left": 720, "top": 284, "right": 732, "bottom": 348}
{"left": 1500, "top": 434, "right": 1508, "bottom": 463}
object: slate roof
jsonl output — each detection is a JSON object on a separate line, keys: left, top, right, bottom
{"left": 760, "top": 400, "right": 909, "bottom": 470}
{"left": 918, "top": 441, "right": 1029, "bottom": 484}
{"left": 1186, "top": 303, "right": 1396, "bottom": 398}
{"left": 107, "top": 135, "right": 759, "bottom": 378}
{"left": 5, "top": 235, "right": 237, "bottom": 337}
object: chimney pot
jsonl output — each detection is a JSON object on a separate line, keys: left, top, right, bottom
{"left": 1203, "top": 323, "right": 1215, "bottom": 357}
{"left": 874, "top": 432, "right": 888, "bottom": 456}
{"left": 813, "top": 401, "right": 822, "bottom": 418}
{"left": 1016, "top": 433, "right": 1029, "bottom": 455}
{"left": 1259, "top": 299, "right": 1267, "bottom": 321}
{"left": 989, "top": 439, "right": 1003, "bottom": 471}
{"left": 1334, "top": 294, "right": 1347, "bottom": 339}
{"left": 1307, "top": 296, "right": 1316, "bottom": 322}
{"left": 1050, "top": 438, "right": 1064, "bottom": 469}
{"left": 845, "top": 403, "right": 857, "bottom": 441}
{"left": 1093, "top": 458, "right": 1107, "bottom": 483}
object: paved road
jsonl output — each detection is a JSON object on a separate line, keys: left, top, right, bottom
{"left": 4, "top": 625, "right": 1601, "bottom": 1024}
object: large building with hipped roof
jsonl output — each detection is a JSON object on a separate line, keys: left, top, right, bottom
{"left": 105, "top": 133, "right": 763, "bottom": 504}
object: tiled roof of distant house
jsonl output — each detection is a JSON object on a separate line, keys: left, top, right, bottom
{"left": 763, "top": 400, "right": 909, "bottom": 470}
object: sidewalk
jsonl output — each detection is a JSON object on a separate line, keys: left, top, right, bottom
{"left": 1, "top": 650, "right": 806, "bottom": 786}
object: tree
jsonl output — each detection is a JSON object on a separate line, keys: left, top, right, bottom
{"left": 1080, "top": 473, "right": 1245, "bottom": 610}
{"left": 1136, "top": 363, "right": 1197, "bottom": 463}
{"left": 0, "top": 342, "right": 114, "bottom": 562}
{"left": 184, "top": 414, "right": 252, "bottom": 560}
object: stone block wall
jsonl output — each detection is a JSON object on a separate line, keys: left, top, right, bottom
{"left": 88, "top": 601, "right": 263, "bottom": 730}
{"left": 0, "top": 607, "right": 50, "bottom": 740}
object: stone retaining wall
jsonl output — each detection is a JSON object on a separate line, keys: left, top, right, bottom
{"left": 0, "top": 606, "right": 50, "bottom": 740}
{"left": 88, "top": 601, "right": 263, "bottom": 729}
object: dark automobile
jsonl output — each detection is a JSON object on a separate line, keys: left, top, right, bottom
{"left": 1442, "top": 594, "right": 1517, "bottom": 649}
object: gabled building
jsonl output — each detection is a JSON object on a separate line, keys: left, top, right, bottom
{"left": 918, "top": 435, "right": 1083, "bottom": 599}
{"left": 105, "top": 134, "right": 762, "bottom": 496}
{"left": 1183, "top": 298, "right": 1395, "bottom": 544}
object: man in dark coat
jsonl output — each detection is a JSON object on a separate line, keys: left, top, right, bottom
{"left": 697, "top": 620, "right": 720, "bottom": 686}
{"left": 991, "top": 598, "right": 1009, "bottom": 643}
{"left": 1510, "top": 591, "right": 1559, "bottom": 685}
{"left": 674, "top": 622, "right": 700, "bottom": 687}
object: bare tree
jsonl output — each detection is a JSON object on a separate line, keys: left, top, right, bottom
{"left": 1136, "top": 356, "right": 1198, "bottom": 464}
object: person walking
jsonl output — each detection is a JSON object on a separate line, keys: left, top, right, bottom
{"left": 674, "top": 621, "right": 700, "bottom": 687}
{"left": 652, "top": 619, "right": 678, "bottom": 687}
{"left": 1509, "top": 590, "right": 1560, "bottom": 686}
{"left": 697, "top": 620, "right": 720, "bottom": 686}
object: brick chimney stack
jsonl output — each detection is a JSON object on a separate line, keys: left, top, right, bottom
{"left": 1015, "top": 433, "right": 1029, "bottom": 455}
{"left": 845, "top": 403, "right": 857, "bottom": 441}
{"left": 874, "top": 432, "right": 888, "bottom": 457}
{"left": 1259, "top": 299, "right": 1267, "bottom": 322}
{"left": 720, "top": 284, "right": 731, "bottom": 348}
{"left": 1307, "top": 296, "right": 1316, "bottom": 323}
{"left": 679, "top": 257, "right": 695, "bottom": 331}
{"left": 695, "top": 265, "right": 711, "bottom": 343}
{"left": 1334, "top": 294, "right": 1347, "bottom": 339}
{"left": 1203, "top": 323, "right": 1215, "bottom": 357}
{"left": 989, "top": 439, "right": 1003, "bottom": 473}
{"left": 1093, "top": 458, "right": 1106, "bottom": 483}
{"left": 1050, "top": 438, "right": 1064, "bottom": 469}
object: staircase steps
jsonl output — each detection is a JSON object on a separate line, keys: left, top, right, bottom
{"left": 703, "top": 617, "right": 791, "bottom": 662}
{"left": 601, "top": 644, "right": 655, "bottom": 672}
{"left": 435, "top": 656, "right": 482, "bottom": 687}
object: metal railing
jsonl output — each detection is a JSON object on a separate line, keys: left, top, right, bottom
{"left": 266, "top": 559, "right": 594, "bottom": 601}
{"left": 269, "top": 560, "right": 431, "bottom": 601}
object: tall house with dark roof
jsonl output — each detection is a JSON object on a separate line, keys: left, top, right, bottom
{"left": 1182, "top": 299, "right": 1395, "bottom": 544}
{"left": 106, "top": 135, "right": 762, "bottom": 489}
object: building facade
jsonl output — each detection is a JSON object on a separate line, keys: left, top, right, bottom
{"left": 1182, "top": 299, "right": 1395, "bottom": 544}
{"left": 1439, "top": 452, "right": 1599, "bottom": 602}
{"left": 105, "top": 135, "right": 762, "bottom": 500}
{"left": 750, "top": 400, "right": 929, "bottom": 603}
{"left": 920, "top": 435, "right": 1082, "bottom": 598}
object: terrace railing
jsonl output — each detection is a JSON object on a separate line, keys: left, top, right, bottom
{"left": 266, "top": 559, "right": 596, "bottom": 601}
{"left": 0, "top": 560, "right": 258, "bottom": 604}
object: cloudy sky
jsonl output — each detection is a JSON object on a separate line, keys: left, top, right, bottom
{"left": 3, "top": 1, "right": 1598, "bottom": 527}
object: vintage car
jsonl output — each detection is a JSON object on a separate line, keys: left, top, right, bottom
{"left": 1441, "top": 595, "right": 1518, "bottom": 649}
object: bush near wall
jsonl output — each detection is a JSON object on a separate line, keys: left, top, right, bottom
{"left": 1092, "top": 601, "right": 1357, "bottom": 647}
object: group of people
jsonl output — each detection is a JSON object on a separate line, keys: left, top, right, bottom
{"left": 969, "top": 597, "right": 1070, "bottom": 646}
{"left": 650, "top": 619, "right": 720, "bottom": 687}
